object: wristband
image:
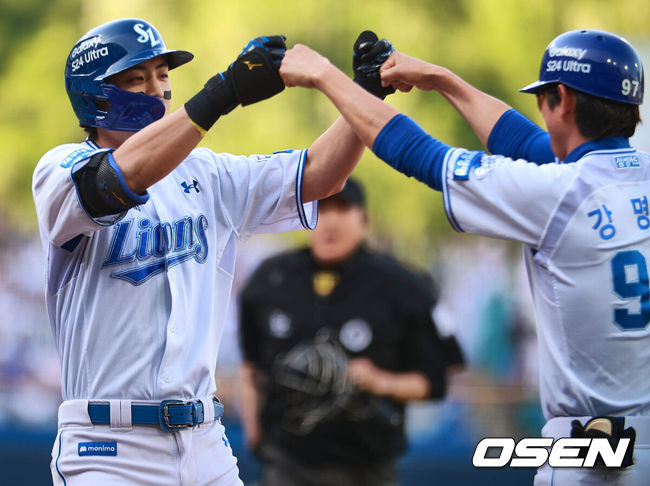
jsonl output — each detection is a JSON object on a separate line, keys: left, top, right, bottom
{"left": 184, "top": 73, "right": 238, "bottom": 132}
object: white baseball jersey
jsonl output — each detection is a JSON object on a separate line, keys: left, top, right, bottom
{"left": 33, "top": 140, "right": 316, "bottom": 402}
{"left": 442, "top": 143, "right": 650, "bottom": 420}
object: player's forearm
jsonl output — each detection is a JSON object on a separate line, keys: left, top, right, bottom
{"left": 349, "top": 358, "right": 432, "bottom": 402}
{"left": 428, "top": 65, "right": 511, "bottom": 147}
{"left": 113, "top": 108, "right": 203, "bottom": 194}
{"left": 314, "top": 65, "right": 399, "bottom": 151}
{"left": 377, "top": 370, "right": 432, "bottom": 402}
{"left": 302, "top": 115, "right": 365, "bottom": 203}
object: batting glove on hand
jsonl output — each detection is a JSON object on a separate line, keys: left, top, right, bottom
{"left": 353, "top": 30, "right": 396, "bottom": 99}
{"left": 225, "top": 35, "right": 287, "bottom": 106}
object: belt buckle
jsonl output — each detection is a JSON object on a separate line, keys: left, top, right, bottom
{"left": 159, "top": 400, "right": 189, "bottom": 432}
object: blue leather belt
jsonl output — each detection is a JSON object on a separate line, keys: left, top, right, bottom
{"left": 88, "top": 398, "right": 224, "bottom": 432}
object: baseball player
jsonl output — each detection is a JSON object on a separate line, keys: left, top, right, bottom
{"left": 33, "top": 18, "right": 366, "bottom": 486}
{"left": 279, "top": 30, "right": 650, "bottom": 485}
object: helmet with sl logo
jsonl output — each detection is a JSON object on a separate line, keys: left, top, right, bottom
{"left": 520, "top": 29, "right": 644, "bottom": 105}
{"left": 64, "top": 18, "right": 193, "bottom": 131}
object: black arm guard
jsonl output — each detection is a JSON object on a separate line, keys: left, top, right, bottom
{"left": 72, "top": 150, "right": 148, "bottom": 218}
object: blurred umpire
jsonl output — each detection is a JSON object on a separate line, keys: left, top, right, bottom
{"left": 238, "top": 178, "right": 464, "bottom": 486}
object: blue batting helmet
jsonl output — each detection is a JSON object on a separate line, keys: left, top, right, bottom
{"left": 65, "top": 18, "right": 193, "bottom": 131}
{"left": 520, "top": 29, "right": 644, "bottom": 105}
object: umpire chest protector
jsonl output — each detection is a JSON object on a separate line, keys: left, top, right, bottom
{"left": 242, "top": 247, "right": 432, "bottom": 369}
{"left": 240, "top": 247, "right": 460, "bottom": 466}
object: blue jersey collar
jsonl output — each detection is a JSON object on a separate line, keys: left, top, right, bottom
{"left": 564, "top": 137, "right": 631, "bottom": 163}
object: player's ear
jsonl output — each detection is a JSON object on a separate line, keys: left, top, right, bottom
{"left": 557, "top": 84, "right": 577, "bottom": 118}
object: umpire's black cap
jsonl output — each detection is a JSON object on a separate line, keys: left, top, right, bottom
{"left": 331, "top": 178, "right": 365, "bottom": 208}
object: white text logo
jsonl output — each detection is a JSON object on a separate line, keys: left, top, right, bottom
{"left": 548, "top": 46, "right": 588, "bottom": 60}
{"left": 472, "top": 437, "right": 631, "bottom": 468}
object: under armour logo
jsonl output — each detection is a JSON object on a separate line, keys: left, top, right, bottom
{"left": 243, "top": 60, "right": 263, "bottom": 70}
{"left": 181, "top": 180, "right": 200, "bottom": 194}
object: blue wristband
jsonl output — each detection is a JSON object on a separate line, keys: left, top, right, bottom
{"left": 373, "top": 114, "right": 451, "bottom": 191}
{"left": 487, "top": 109, "right": 555, "bottom": 164}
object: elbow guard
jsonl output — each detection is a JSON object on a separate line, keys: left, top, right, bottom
{"left": 72, "top": 150, "right": 149, "bottom": 218}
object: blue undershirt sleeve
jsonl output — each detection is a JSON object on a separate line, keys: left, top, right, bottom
{"left": 487, "top": 109, "right": 555, "bottom": 164}
{"left": 372, "top": 114, "right": 453, "bottom": 191}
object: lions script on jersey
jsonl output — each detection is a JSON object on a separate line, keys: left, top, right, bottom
{"left": 33, "top": 141, "right": 316, "bottom": 401}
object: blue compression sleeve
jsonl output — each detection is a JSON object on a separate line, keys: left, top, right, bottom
{"left": 372, "top": 114, "right": 452, "bottom": 191}
{"left": 487, "top": 109, "right": 555, "bottom": 164}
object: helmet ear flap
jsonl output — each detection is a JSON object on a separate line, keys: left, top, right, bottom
{"left": 64, "top": 18, "right": 193, "bottom": 131}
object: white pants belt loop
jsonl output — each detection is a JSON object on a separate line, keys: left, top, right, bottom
{"left": 109, "top": 399, "right": 133, "bottom": 431}
{"left": 199, "top": 397, "right": 215, "bottom": 428}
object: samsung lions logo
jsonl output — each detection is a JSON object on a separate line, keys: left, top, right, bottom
{"left": 134, "top": 23, "right": 161, "bottom": 48}
{"left": 474, "top": 155, "right": 499, "bottom": 179}
{"left": 102, "top": 214, "right": 209, "bottom": 285}
{"left": 452, "top": 151, "right": 483, "bottom": 181}
{"left": 60, "top": 148, "right": 94, "bottom": 168}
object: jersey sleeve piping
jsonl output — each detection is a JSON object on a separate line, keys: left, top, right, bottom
{"left": 295, "top": 148, "right": 318, "bottom": 230}
{"left": 442, "top": 148, "right": 465, "bottom": 233}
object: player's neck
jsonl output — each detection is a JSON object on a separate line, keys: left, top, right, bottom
{"left": 94, "top": 128, "right": 136, "bottom": 149}
{"left": 553, "top": 129, "right": 592, "bottom": 162}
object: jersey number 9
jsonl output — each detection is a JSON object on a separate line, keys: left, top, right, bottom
{"left": 611, "top": 250, "right": 650, "bottom": 330}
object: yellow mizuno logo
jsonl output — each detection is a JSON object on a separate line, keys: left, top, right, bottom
{"left": 243, "top": 60, "right": 263, "bottom": 70}
{"left": 111, "top": 192, "right": 126, "bottom": 205}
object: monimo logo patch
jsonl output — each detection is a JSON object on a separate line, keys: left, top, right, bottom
{"left": 78, "top": 441, "right": 117, "bottom": 456}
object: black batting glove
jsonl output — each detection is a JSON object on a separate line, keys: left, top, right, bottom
{"left": 570, "top": 417, "right": 636, "bottom": 468}
{"left": 353, "top": 30, "right": 396, "bottom": 99}
{"left": 226, "top": 35, "right": 287, "bottom": 106}
{"left": 185, "top": 35, "right": 287, "bottom": 132}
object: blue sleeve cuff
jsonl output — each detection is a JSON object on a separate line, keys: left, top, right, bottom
{"left": 372, "top": 114, "right": 452, "bottom": 191}
{"left": 487, "top": 109, "right": 555, "bottom": 164}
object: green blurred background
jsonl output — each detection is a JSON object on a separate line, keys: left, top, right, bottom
{"left": 1, "top": 0, "right": 648, "bottom": 261}
{"left": 1, "top": 0, "right": 650, "bottom": 484}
